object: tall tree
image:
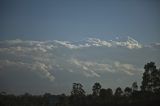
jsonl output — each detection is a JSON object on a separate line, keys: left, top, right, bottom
{"left": 92, "top": 82, "right": 101, "bottom": 96}
{"left": 141, "top": 62, "right": 160, "bottom": 92}
{"left": 71, "top": 83, "right": 85, "bottom": 96}
{"left": 152, "top": 68, "right": 160, "bottom": 93}
{"left": 70, "top": 83, "right": 86, "bottom": 106}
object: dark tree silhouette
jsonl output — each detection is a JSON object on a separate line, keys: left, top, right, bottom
{"left": 99, "top": 88, "right": 113, "bottom": 98}
{"left": 99, "top": 88, "right": 107, "bottom": 98}
{"left": 124, "top": 87, "right": 132, "bottom": 96}
{"left": 70, "top": 83, "right": 86, "bottom": 106}
{"left": 1, "top": 62, "right": 160, "bottom": 106}
{"left": 92, "top": 82, "right": 101, "bottom": 96}
{"left": 115, "top": 87, "right": 123, "bottom": 97}
{"left": 71, "top": 83, "right": 85, "bottom": 96}
{"left": 141, "top": 62, "right": 160, "bottom": 93}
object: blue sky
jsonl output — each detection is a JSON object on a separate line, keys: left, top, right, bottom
{"left": 1, "top": 0, "right": 160, "bottom": 42}
{"left": 0, "top": 0, "right": 160, "bottom": 95}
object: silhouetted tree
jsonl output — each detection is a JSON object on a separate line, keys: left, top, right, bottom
{"left": 141, "top": 62, "right": 160, "bottom": 93}
{"left": 92, "top": 82, "right": 101, "bottom": 96}
{"left": 98, "top": 88, "right": 113, "bottom": 105}
{"left": 99, "top": 88, "right": 113, "bottom": 98}
{"left": 71, "top": 83, "right": 85, "bottom": 96}
{"left": 115, "top": 87, "right": 123, "bottom": 97}
{"left": 70, "top": 83, "right": 85, "bottom": 106}
{"left": 2, "top": 62, "right": 160, "bottom": 106}
{"left": 124, "top": 87, "right": 132, "bottom": 96}
{"left": 152, "top": 68, "right": 160, "bottom": 93}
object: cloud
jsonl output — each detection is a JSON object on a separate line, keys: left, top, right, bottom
{"left": 87, "top": 38, "right": 112, "bottom": 47}
{"left": 54, "top": 36, "right": 142, "bottom": 49}
{"left": 110, "top": 36, "right": 142, "bottom": 49}
{"left": 68, "top": 58, "right": 142, "bottom": 77}
{"left": 0, "top": 37, "right": 158, "bottom": 51}
{"left": 114, "top": 61, "right": 143, "bottom": 76}
{"left": 0, "top": 37, "right": 158, "bottom": 81}
{"left": 54, "top": 40, "right": 91, "bottom": 49}
{"left": 146, "top": 43, "right": 160, "bottom": 49}
{"left": 5, "top": 39, "right": 23, "bottom": 44}
{"left": 52, "top": 37, "right": 140, "bottom": 49}
{"left": 0, "top": 40, "right": 56, "bottom": 81}
{"left": 68, "top": 58, "right": 101, "bottom": 77}
{"left": 31, "top": 62, "right": 55, "bottom": 81}
{"left": 0, "top": 60, "right": 55, "bottom": 81}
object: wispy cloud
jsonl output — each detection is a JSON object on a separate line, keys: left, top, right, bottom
{"left": 0, "top": 60, "right": 55, "bottom": 81}
{"left": 69, "top": 58, "right": 142, "bottom": 77}
{"left": 146, "top": 42, "right": 160, "bottom": 49}
{"left": 54, "top": 40, "right": 91, "bottom": 49}
{"left": 114, "top": 61, "right": 143, "bottom": 76}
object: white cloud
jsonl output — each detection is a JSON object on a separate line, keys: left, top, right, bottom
{"left": 31, "top": 62, "right": 55, "bottom": 81}
{"left": 69, "top": 58, "right": 142, "bottom": 77}
{"left": 110, "top": 36, "right": 142, "bottom": 49}
{"left": 54, "top": 40, "right": 77, "bottom": 49}
{"left": 70, "top": 59, "right": 102, "bottom": 78}
{"left": 87, "top": 38, "right": 112, "bottom": 47}
{"left": 0, "top": 60, "right": 55, "bottom": 81}
{"left": 114, "top": 61, "right": 135, "bottom": 76}
{"left": 0, "top": 37, "right": 159, "bottom": 51}
{"left": 0, "top": 37, "right": 158, "bottom": 81}
{"left": 53, "top": 36, "right": 142, "bottom": 49}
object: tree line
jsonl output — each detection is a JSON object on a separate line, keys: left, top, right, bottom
{"left": 0, "top": 62, "right": 160, "bottom": 106}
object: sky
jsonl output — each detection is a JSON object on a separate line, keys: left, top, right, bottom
{"left": 0, "top": 0, "right": 160, "bottom": 95}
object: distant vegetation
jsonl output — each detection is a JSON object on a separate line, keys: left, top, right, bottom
{"left": 0, "top": 62, "right": 160, "bottom": 106}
